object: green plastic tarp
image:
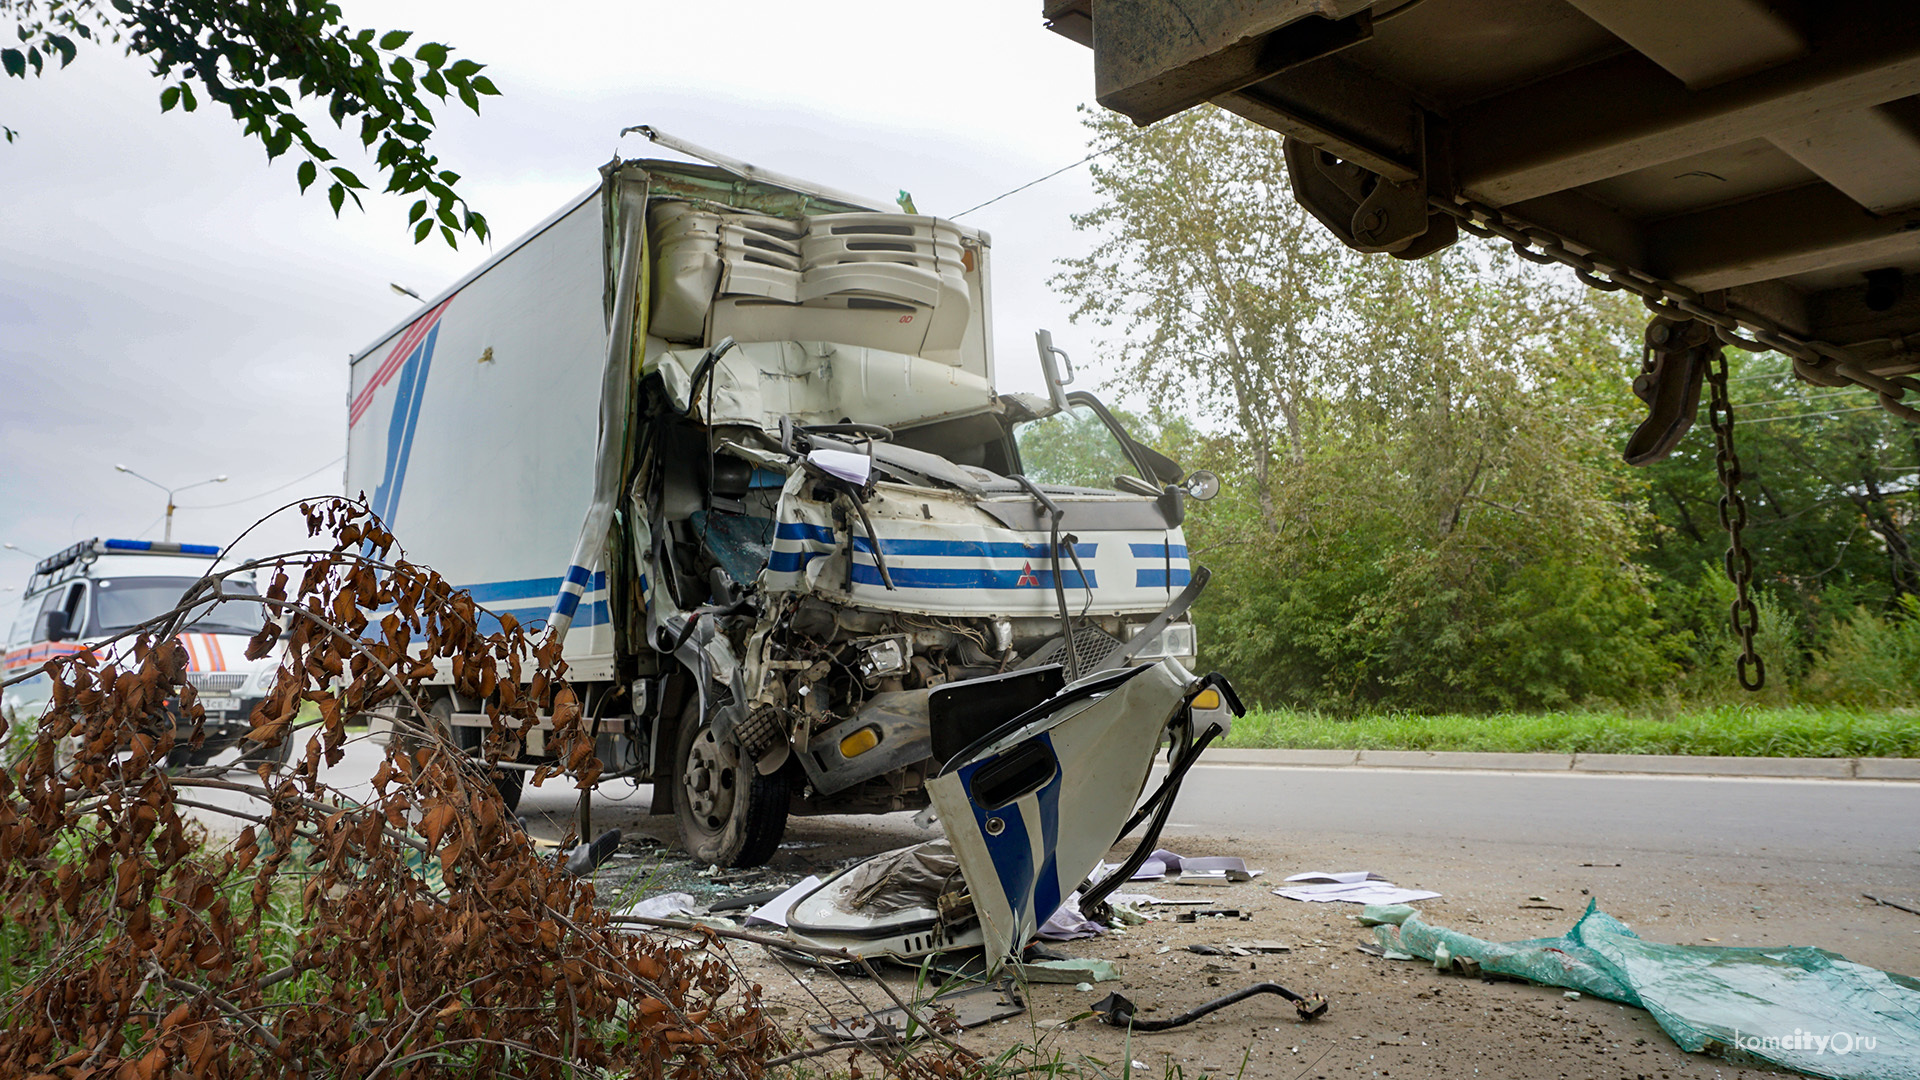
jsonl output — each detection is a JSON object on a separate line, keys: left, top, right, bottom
{"left": 1369, "top": 900, "right": 1920, "bottom": 1080}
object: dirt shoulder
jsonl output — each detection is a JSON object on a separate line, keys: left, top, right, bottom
{"left": 559, "top": 791, "right": 1919, "bottom": 1080}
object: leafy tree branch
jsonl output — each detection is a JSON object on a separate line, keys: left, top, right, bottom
{"left": 4, "top": 0, "right": 498, "bottom": 246}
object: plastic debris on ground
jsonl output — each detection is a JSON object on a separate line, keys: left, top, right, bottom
{"left": 613, "top": 891, "right": 703, "bottom": 920}
{"left": 1368, "top": 899, "right": 1920, "bottom": 1080}
{"left": 744, "top": 875, "right": 823, "bottom": 928}
{"left": 1176, "top": 907, "right": 1252, "bottom": 922}
{"left": 1016, "top": 957, "right": 1123, "bottom": 983}
{"left": 1275, "top": 870, "right": 1440, "bottom": 905}
{"left": 812, "top": 980, "right": 1026, "bottom": 1042}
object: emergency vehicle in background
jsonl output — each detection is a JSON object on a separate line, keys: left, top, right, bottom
{"left": 1, "top": 538, "right": 289, "bottom": 766}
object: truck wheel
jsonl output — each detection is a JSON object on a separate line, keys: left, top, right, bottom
{"left": 674, "top": 694, "right": 790, "bottom": 867}
{"left": 433, "top": 695, "right": 525, "bottom": 810}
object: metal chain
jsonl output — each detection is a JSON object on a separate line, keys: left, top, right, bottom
{"left": 1704, "top": 346, "right": 1766, "bottom": 691}
{"left": 1426, "top": 196, "right": 1920, "bottom": 423}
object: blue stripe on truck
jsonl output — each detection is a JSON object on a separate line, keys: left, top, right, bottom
{"left": 473, "top": 600, "right": 609, "bottom": 635}
{"left": 456, "top": 573, "right": 610, "bottom": 634}
{"left": 851, "top": 537, "right": 1098, "bottom": 560}
{"left": 851, "top": 564, "right": 1096, "bottom": 590}
{"left": 461, "top": 572, "right": 607, "bottom": 604}
{"left": 775, "top": 522, "right": 835, "bottom": 543}
{"left": 768, "top": 550, "right": 825, "bottom": 573}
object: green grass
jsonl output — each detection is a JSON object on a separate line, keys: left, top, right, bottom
{"left": 1222, "top": 705, "right": 1920, "bottom": 758}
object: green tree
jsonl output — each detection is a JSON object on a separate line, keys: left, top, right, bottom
{"left": 1060, "top": 104, "right": 1675, "bottom": 711}
{"left": 1635, "top": 351, "right": 1920, "bottom": 682}
{"left": 1208, "top": 251, "right": 1676, "bottom": 711}
{"left": 1054, "top": 104, "right": 1347, "bottom": 531}
{"left": 4, "top": 0, "right": 497, "bottom": 246}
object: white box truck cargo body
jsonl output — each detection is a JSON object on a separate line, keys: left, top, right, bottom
{"left": 345, "top": 151, "right": 1220, "bottom": 865}
{"left": 348, "top": 191, "right": 617, "bottom": 674}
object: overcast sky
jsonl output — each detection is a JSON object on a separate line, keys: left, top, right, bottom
{"left": 0, "top": 2, "right": 1120, "bottom": 625}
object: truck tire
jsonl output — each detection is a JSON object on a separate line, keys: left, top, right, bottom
{"left": 429, "top": 696, "right": 524, "bottom": 810}
{"left": 674, "top": 693, "right": 790, "bottom": 867}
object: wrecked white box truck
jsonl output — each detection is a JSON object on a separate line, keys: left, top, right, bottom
{"left": 344, "top": 135, "right": 1227, "bottom": 870}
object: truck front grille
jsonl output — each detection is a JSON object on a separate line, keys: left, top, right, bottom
{"left": 1028, "top": 625, "right": 1123, "bottom": 673}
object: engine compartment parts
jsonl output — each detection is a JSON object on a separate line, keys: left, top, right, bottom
{"left": 1092, "top": 984, "right": 1330, "bottom": 1031}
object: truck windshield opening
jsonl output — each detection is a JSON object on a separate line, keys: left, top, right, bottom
{"left": 1014, "top": 403, "right": 1146, "bottom": 492}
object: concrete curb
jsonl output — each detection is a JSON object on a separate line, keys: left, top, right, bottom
{"left": 1200, "top": 747, "right": 1919, "bottom": 780}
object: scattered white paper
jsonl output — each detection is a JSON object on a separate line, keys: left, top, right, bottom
{"left": 1274, "top": 871, "right": 1439, "bottom": 905}
{"left": 809, "top": 448, "right": 872, "bottom": 485}
{"left": 1106, "top": 892, "right": 1212, "bottom": 906}
{"left": 1100, "top": 849, "right": 1265, "bottom": 884}
{"left": 1037, "top": 891, "right": 1106, "bottom": 941}
{"left": 744, "top": 875, "right": 823, "bottom": 928}
{"left": 1183, "top": 856, "right": 1255, "bottom": 875}
{"left": 616, "top": 892, "right": 701, "bottom": 920}
{"left": 1284, "top": 870, "right": 1388, "bottom": 885}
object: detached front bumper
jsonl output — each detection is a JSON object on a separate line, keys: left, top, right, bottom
{"left": 785, "top": 660, "right": 1241, "bottom": 968}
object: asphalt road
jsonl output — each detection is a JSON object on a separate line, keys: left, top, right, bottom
{"left": 196, "top": 741, "right": 1920, "bottom": 972}
{"left": 1175, "top": 762, "right": 1918, "bottom": 872}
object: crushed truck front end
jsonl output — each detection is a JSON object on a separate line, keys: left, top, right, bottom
{"left": 339, "top": 152, "right": 1222, "bottom": 866}
{"left": 631, "top": 171, "right": 1221, "bottom": 864}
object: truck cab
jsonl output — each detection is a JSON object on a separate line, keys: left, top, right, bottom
{"left": 1, "top": 538, "right": 286, "bottom": 765}
{"left": 344, "top": 151, "right": 1223, "bottom": 865}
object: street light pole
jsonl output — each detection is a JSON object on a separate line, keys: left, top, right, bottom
{"left": 113, "top": 465, "right": 228, "bottom": 542}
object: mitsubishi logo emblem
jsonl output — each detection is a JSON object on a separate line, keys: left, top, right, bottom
{"left": 1017, "top": 562, "right": 1040, "bottom": 587}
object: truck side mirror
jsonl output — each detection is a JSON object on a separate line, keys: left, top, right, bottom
{"left": 1184, "top": 471, "right": 1221, "bottom": 501}
{"left": 1034, "top": 329, "right": 1076, "bottom": 415}
{"left": 43, "top": 610, "right": 72, "bottom": 642}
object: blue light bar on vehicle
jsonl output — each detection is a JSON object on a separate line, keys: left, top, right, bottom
{"left": 34, "top": 538, "right": 223, "bottom": 576}
{"left": 100, "top": 539, "right": 222, "bottom": 556}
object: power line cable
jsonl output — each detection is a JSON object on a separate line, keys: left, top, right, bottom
{"left": 1738, "top": 405, "right": 1885, "bottom": 425}
{"left": 950, "top": 129, "right": 1154, "bottom": 220}
{"left": 1737, "top": 391, "right": 1854, "bottom": 409}
{"left": 177, "top": 456, "right": 345, "bottom": 509}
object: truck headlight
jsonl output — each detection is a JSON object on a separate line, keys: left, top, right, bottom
{"left": 858, "top": 637, "right": 908, "bottom": 678}
{"left": 1128, "top": 621, "right": 1196, "bottom": 660}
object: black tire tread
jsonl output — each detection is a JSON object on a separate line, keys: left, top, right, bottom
{"left": 674, "top": 696, "right": 790, "bottom": 867}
